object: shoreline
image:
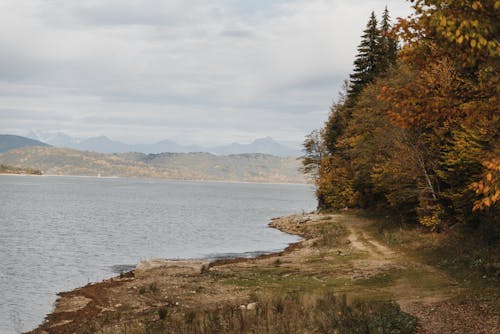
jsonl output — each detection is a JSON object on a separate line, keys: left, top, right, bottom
{"left": 28, "top": 212, "right": 499, "bottom": 334}
{"left": 28, "top": 213, "right": 314, "bottom": 333}
{"left": 0, "top": 173, "right": 310, "bottom": 186}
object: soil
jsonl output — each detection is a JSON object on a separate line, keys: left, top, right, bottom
{"left": 28, "top": 213, "right": 499, "bottom": 334}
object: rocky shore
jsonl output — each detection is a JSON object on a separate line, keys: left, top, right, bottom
{"left": 29, "top": 213, "right": 499, "bottom": 334}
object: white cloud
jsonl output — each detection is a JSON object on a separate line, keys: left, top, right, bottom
{"left": 0, "top": 0, "right": 412, "bottom": 146}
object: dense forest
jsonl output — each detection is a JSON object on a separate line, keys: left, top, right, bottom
{"left": 303, "top": 0, "right": 499, "bottom": 230}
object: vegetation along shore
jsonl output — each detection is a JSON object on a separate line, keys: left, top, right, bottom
{"left": 0, "top": 164, "right": 42, "bottom": 176}
{"left": 30, "top": 212, "right": 498, "bottom": 333}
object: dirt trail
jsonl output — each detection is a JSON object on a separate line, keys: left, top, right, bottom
{"left": 347, "top": 226, "right": 395, "bottom": 258}
{"left": 29, "top": 213, "right": 498, "bottom": 334}
{"left": 344, "top": 217, "right": 498, "bottom": 334}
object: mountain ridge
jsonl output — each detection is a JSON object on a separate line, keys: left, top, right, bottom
{"left": 24, "top": 132, "right": 302, "bottom": 156}
{"left": 0, "top": 146, "right": 306, "bottom": 183}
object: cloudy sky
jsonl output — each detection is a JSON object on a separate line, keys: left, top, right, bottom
{"left": 0, "top": 0, "right": 412, "bottom": 147}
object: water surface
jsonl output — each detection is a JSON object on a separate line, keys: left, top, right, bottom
{"left": 0, "top": 175, "right": 315, "bottom": 333}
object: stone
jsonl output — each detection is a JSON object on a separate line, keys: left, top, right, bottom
{"left": 53, "top": 296, "right": 91, "bottom": 313}
{"left": 246, "top": 302, "right": 257, "bottom": 310}
{"left": 135, "top": 259, "right": 210, "bottom": 277}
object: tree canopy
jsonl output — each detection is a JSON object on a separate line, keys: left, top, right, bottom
{"left": 305, "top": 2, "right": 499, "bottom": 229}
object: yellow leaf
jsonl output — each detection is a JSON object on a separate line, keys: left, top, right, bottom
{"left": 486, "top": 173, "right": 493, "bottom": 182}
{"left": 440, "top": 16, "right": 447, "bottom": 27}
{"left": 457, "top": 35, "right": 464, "bottom": 44}
{"left": 470, "top": 39, "right": 477, "bottom": 48}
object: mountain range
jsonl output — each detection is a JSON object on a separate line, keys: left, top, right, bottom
{"left": 0, "top": 134, "right": 307, "bottom": 183}
{"left": 26, "top": 131, "right": 302, "bottom": 157}
{"left": 0, "top": 146, "right": 306, "bottom": 183}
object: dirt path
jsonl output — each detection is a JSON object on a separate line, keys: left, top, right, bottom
{"left": 347, "top": 225, "right": 395, "bottom": 258}
{"left": 344, "top": 217, "right": 499, "bottom": 334}
{"left": 30, "top": 213, "right": 499, "bottom": 334}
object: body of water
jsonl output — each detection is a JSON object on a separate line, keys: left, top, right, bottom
{"left": 0, "top": 175, "right": 315, "bottom": 333}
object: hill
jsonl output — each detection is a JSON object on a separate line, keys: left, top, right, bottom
{"left": 0, "top": 147, "right": 306, "bottom": 183}
{"left": 0, "top": 134, "right": 50, "bottom": 153}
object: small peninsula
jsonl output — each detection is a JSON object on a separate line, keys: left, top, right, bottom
{"left": 0, "top": 164, "right": 42, "bottom": 176}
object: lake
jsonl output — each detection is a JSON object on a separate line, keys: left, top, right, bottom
{"left": 0, "top": 175, "right": 315, "bottom": 333}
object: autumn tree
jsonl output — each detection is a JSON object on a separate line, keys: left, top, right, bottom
{"left": 306, "top": 2, "right": 498, "bottom": 229}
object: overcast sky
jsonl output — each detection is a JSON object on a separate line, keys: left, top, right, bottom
{"left": 0, "top": 0, "right": 412, "bottom": 147}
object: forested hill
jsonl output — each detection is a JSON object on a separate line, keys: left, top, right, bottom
{"left": 303, "top": 2, "right": 499, "bottom": 229}
{"left": 0, "top": 134, "right": 50, "bottom": 153}
{"left": 0, "top": 146, "right": 306, "bottom": 183}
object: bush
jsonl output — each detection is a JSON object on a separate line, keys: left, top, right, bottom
{"left": 158, "top": 308, "right": 168, "bottom": 320}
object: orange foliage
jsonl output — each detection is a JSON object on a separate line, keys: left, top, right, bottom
{"left": 379, "top": 58, "right": 464, "bottom": 128}
{"left": 472, "top": 157, "right": 500, "bottom": 210}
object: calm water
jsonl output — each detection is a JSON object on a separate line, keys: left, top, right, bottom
{"left": 0, "top": 175, "right": 315, "bottom": 333}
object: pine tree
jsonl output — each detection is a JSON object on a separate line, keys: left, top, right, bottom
{"left": 348, "top": 12, "right": 381, "bottom": 99}
{"left": 378, "top": 7, "right": 398, "bottom": 71}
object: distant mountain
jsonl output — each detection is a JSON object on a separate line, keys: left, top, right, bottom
{"left": 27, "top": 130, "right": 80, "bottom": 148}
{"left": 73, "top": 136, "right": 207, "bottom": 154}
{"left": 25, "top": 131, "right": 301, "bottom": 156}
{"left": 0, "top": 134, "right": 50, "bottom": 153}
{"left": 75, "top": 136, "right": 132, "bottom": 153}
{"left": 0, "top": 146, "right": 306, "bottom": 183}
{"left": 211, "top": 137, "right": 301, "bottom": 157}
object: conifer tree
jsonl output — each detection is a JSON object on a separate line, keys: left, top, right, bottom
{"left": 348, "top": 12, "right": 381, "bottom": 98}
{"left": 378, "top": 7, "right": 398, "bottom": 71}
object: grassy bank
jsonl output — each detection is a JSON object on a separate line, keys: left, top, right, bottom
{"left": 30, "top": 213, "right": 499, "bottom": 334}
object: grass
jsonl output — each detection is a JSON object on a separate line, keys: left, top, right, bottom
{"left": 96, "top": 291, "right": 417, "bottom": 334}
{"left": 359, "top": 212, "right": 499, "bottom": 282}
{"left": 311, "top": 220, "right": 349, "bottom": 248}
{"left": 357, "top": 210, "right": 500, "bottom": 316}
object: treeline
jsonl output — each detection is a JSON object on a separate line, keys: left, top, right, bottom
{"left": 0, "top": 164, "right": 42, "bottom": 175}
{"left": 303, "top": 1, "right": 499, "bottom": 229}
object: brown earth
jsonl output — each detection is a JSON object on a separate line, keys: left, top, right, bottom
{"left": 29, "top": 213, "right": 499, "bottom": 334}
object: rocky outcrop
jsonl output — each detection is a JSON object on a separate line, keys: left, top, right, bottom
{"left": 135, "top": 259, "right": 209, "bottom": 277}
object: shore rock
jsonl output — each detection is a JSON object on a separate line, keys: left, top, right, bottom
{"left": 135, "top": 259, "right": 209, "bottom": 277}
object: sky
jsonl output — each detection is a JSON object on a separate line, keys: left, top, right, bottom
{"left": 0, "top": 0, "right": 412, "bottom": 147}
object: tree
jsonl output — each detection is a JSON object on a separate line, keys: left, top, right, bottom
{"left": 306, "top": 3, "right": 498, "bottom": 228}
{"left": 378, "top": 7, "right": 398, "bottom": 71}
{"left": 301, "top": 129, "right": 324, "bottom": 181}
{"left": 349, "top": 12, "right": 381, "bottom": 99}
{"left": 473, "top": 155, "right": 500, "bottom": 211}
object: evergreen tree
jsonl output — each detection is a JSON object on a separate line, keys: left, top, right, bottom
{"left": 378, "top": 7, "right": 398, "bottom": 71}
{"left": 348, "top": 12, "right": 381, "bottom": 99}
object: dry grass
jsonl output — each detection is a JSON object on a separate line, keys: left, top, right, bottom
{"left": 86, "top": 291, "right": 417, "bottom": 334}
